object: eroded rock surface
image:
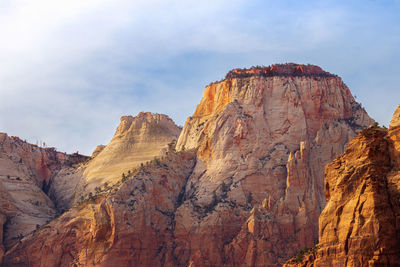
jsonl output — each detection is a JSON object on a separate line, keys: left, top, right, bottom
{"left": 1, "top": 64, "right": 374, "bottom": 266}
{"left": 0, "top": 133, "right": 87, "bottom": 261}
{"left": 76, "top": 112, "right": 181, "bottom": 199}
{"left": 175, "top": 63, "right": 373, "bottom": 266}
{"left": 285, "top": 106, "right": 400, "bottom": 266}
{"left": 3, "top": 149, "right": 196, "bottom": 266}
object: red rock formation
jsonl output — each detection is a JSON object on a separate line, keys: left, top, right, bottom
{"left": 285, "top": 105, "right": 400, "bottom": 266}
{"left": 1, "top": 64, "right": 374, "bottom": 266}
{"left": 175, "top": 64, "right": 373, "bottom": 266}
{"left": 3, "top": 149, "right": 196, "bottom": 266}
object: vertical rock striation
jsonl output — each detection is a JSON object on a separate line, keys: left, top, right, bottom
{"left": 173, "top": 63, "right": 373, "bottom": 266}
{"left": 0, "top": 64, "right": 374, "bottom": 266}
{"left": 285, "top": 105, "right": 400, "bottom": 266}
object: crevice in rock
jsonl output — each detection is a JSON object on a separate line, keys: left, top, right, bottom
{"left": 344, "top": 181, "right": 364, "bottom": 255}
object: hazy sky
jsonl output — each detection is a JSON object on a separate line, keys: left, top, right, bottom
{"left": 0, "top": 0, "right": 399, "bottom": 155}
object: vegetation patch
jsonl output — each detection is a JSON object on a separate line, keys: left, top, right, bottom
{"left": 291, "top": 242, "right": 319, "bottom": 263}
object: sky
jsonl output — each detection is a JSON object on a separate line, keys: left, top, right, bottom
{"left": 0, "top": 0, "right": 399, "bottom": 155}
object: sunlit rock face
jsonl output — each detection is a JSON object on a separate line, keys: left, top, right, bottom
{"left": 0, "top": 112, "right": 181, "bottom": 265}
{"left": 1, "top": 64, "right": 374, "bottom": 266}
{"left": 73, "top": 112, "right": 181, "bottom": 201}
{"left": 173, "top": 63, "right": 373, "bottom": 266}
{"left": 285, "top": 105, "right": 400, "bottom": 267}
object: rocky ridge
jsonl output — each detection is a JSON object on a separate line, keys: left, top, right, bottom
{"left": 3, "top": 148, "right": 197, "bottom": 266}
{"left": 284, "top": 104, "right": 400, "bottom": 266}
{"left": 1, "top": 64, "right": 375, "bottom": 266}
{"left": 0, "top": 112, "right": 180, "bottom": 265}
{"left": 74, "top": 112, "right": 181, "bottom": 202}
{"left": 175, "top": 64, "right": 373, "bottom": 265}
{"left": 0, "top": 133, "right": 88, "bottom": 259}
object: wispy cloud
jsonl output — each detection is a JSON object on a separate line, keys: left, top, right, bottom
{"left": 0, "top": 0, "right": 399, "bottom": 154}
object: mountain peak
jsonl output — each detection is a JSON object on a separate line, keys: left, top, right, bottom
{"left": 115, "top": 112, "right": 179, "bottom": 140}
{"left": 80, "top": 112, "right": 181, "bottom": 197}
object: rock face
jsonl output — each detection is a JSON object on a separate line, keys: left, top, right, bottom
{"left": 1, "top": 64, "right": 374, "bottom": 266}
{"left": 75, "top": 112, "right": 181, "bottom": 199}
{"left": 0, "top": 112, "right": 181, "bottom": 265}
{"left": 47, "top": 112, "right": 181, "bottom": 212}
{"left": 175, "top": 63, "right": 373, "bottom": 266}
{"left": 390, "top": 104, "right": 400, "bottom": 129}
{"left": 3, "top": 149, "right": 197, "bottom": 266}
{"left": 285, "top": 105, "right": 400, "bottom": 266}
{"left": 0, "top": 133, "right": 88, "bottom": 263}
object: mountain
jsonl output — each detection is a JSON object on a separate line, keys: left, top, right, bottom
{"left": 1, "top": 63, "right": 373, "bottom": 266}
{"left": 46, "top": 112, "right": 181, "bottom": 211}
{"left": 0, "top": 133, "right": 88, "bottom": 260}
{"left": 284, "top": 105, "right": 400, "bottom": 266}
{"left": 73, "top": 112, "right": 181, "bottom": 202}
{"left": 175, "top": 63, "right": 373, "bottom": 265}
{"left": 0, "top": 112, "right": 180, "bottom": 265}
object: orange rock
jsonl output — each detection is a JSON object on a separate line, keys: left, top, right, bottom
{"left": 1, "top": 64, "right": 374, "bottom": 266}
{"left": 2, "top": 150, "right": 197, "bottom": 267}
{"left": 174, "top": 65, "right": 372, "bottom": 266}
{"left": 284, "top": 106, "right": 400, "bottom": 266}
{"left": 91, "top": 145, "right": 105, "bottom": 158}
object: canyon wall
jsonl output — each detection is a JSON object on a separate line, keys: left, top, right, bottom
{"left": 174, "top": 64, "right": 373, "bottom": 266}
{"left": 1, "top": 64, "right": 375, "bottom": 266}
{"left": 285, "top": 104, "right": 400, "bottom": 266}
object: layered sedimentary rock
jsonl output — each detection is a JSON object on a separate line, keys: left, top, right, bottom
{"left": 75, "top": 112, "right": 181, "bottom": 199}
{"left": 0, "top": 133, "right": 88, "bottom": 262}
{"left": 0, "top": 112, "right": 181, "bottom": 265}
{"left": 2, "top": 64, "right": 374, "bottom": 266}
{"left": 174, "top": 64, "right": 373, "bottom": 266}
{"left": 285, "top": 105, "right": 400, "bottom": 266}
{"left": 3, "top": 149, "right": 197, "bottom": 266}
{"left": 48, "top": 112, "right": 181, "bottom": 211}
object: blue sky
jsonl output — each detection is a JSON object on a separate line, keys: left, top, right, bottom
{"left": 0, "top": 0, "right": 399, "bottom": 154}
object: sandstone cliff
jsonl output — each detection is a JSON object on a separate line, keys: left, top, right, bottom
{"left": 1, "top": 64, "right": 374, "bottom": 266}
{"left": 175, "top": 63, "right": 373, "bottom": 266}
{"left": 285, "top": 105, "right": 400, "bottom": 266}
{"left": 75, "top": 112, "right": 181, "bottom": 200}
{"left": 0, "top": 112, "right": 180, "bottom": 265}
{"left": 3, "top": 149, "right": 197, "bottom": 266}
{"left": 0, "top": 133, "right": 87, "bottom": 262}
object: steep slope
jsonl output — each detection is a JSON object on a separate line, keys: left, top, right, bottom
{"left": 3, "top": 149, "right": 197, "bottom": 266}
{"left": 0, "top": 133, "right": 88, "bottom": 261}
{"left": 0, "top": 112, "right": 181, "bottom": 264}
{"left": 285, "top": 104, "right": 400, "bottom": 266}
{"left": 1, "top": 64, "right": 374, "bottom": 266}
{"left": 174, "top": 63, "right": 373, "bottom": 266}
{"left": 47, "top": 112, "right": 181, "bottom": 211}
{"left": 75, "top": 112, "right": 181, "bottom": 199}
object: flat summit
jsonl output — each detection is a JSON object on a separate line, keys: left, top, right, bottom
{"left": 1, "top": 64, "right": 380, "bottom": 266}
